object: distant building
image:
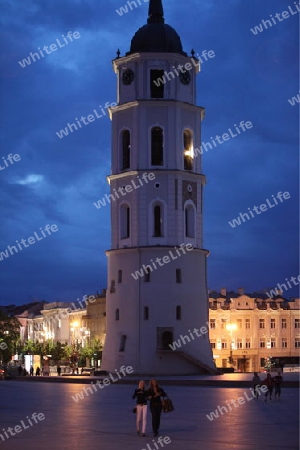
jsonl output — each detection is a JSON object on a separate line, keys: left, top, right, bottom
{"left": 83, "top": 291, "right": 106, "bottom": 345}
{"left": 209, "top": 289, "right": 300, "bottom": 372}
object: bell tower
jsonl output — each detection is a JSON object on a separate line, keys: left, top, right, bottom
{"left": 102, "top": 0, "right": 216, "bottom": 374}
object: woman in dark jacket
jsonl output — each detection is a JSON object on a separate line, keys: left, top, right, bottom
{"left": 132, "top": 380, "right": 148, "bottom": 436}
{"left": 147, "top": 379, "right": 166, "bottom": 437}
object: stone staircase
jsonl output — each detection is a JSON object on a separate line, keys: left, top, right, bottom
{"left": 176, "top": 350, "right": 218, "bottom": 375}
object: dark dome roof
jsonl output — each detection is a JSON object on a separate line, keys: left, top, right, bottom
{"left": 127, "top": 0, "right": 186, "bottom": 56}
{"left": 129, "top": 23, "right": 185, "bottom": 55}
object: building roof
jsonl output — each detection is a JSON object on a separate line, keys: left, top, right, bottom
{"left": 128, "top": 0, "right": 186, "bottom": 55}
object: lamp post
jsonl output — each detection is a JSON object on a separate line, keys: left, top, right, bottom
{"left": 226, "top": 323, "right": 237, "bottom": 367}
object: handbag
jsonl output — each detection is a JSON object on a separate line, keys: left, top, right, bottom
{"left": 132, "top": 407, "right": 137, "bottom": 413}
{"left": 161, "top": 397, "right": 174, "bottom": 413}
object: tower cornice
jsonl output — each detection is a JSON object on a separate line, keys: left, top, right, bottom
{"left": 108, "top": 100, "right": 205, "bottom": 120}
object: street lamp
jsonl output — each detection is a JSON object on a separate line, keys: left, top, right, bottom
{"left": 226, "top": 323, "right": 237, "bottom": 366}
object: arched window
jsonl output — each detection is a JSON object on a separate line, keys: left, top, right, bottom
{"left": 176, "top": 269, "right": 182, "bottom": 283}
{"left": 183, "top": 129, "right": 193, "bottom": 170}
{"left": 121, "top": 130, "right": 130, "bottom": 170}
{"left": 120, "top": 204, "right": 130, "bottom": 239}
{"left": 115, "top": 308, "right": 120, "bottom": 321}
{"left": 185, "top": 204, "right": 195, "bottom": 238}
{"left": 176, "top": 306, "right": 181, "bottom": 320}
{"left": 154, "top": 205, "right": 162, "bottom": 237}
{"left": 144, "top": 307, "right": 149, "bottom": 320}
{"left": 151, "top": 127, "right": 163, "bottom": 166}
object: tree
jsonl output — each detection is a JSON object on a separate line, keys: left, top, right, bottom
{"left": 0, "top": 311, "right": 21, "bottom": 363}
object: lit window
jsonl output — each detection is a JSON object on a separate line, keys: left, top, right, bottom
{"left": 237, "top": 319, "right": 242, "bottom": 329}
{"left": 183, "top": 129, "right": 193, "bottom": 170}
{"left": 210, "top": 319, "right": 216, "bottom": 329}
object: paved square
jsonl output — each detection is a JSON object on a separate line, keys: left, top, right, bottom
{"left": 0, "top": 381, "right": 298, "bottom": 450}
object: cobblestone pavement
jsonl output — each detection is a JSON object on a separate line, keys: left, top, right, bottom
{"left": 0, "top": 381, "right": 298, "bottom": 450}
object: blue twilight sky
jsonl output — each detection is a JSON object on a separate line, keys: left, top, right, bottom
{"left": 0, "top": 0, "right": 299, "bottom": 306}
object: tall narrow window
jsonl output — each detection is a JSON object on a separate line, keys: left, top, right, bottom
{"left": 120, "top": 204, "right": 130, "bottom": 239}
{"left": 176, "top": 269, "right": 182, "bottom": 283}
{"left": 183, "top": 130, "right": 193, "bottom": 170}
{"left": 144, "top": 266, "right": 151, "bottom": 282}
{"left": 115, "top": 308, "right": 119, "bottom": 321}
{"left": 176, "top": 306, "right": 181, "bottom": 320}
{"left": 154, "top": 205, "right": 162, "bottom": 237}
{"left": 110, "top": 280, "right": 116, "bottom": 293}
{"left": 119, "top": 335, "right": 127, "bottom": 351}
{"left": 144, "top": 307, "right": 149, "bottom": 320}
{"left": 150, "top": 69, "right": 164, "bottom": 98}
{"left": 122, "top": 130, "right": 130, "bottom": 170}
{"left": 151, "top": 127, "right": 163, "bottom": 166}
{"left": 185, "top": 205, "right": 195, "bottom": 238}
{"left": 118, "top": 270, "right": 122, "bottom": 283}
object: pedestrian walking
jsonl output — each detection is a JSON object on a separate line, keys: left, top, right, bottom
{"left": 36, "top": 366, "right": 40, "bottom": 376}
{"left": 147, "top": 379, "right": 167, "bottom": 437}
{"left": 273, "top": 371, "right": 283, "bottom": 399}
{"left": 252, "top": 372, "right": 261, "bottom": 399}
{"left": 57, "top": 365, "right": 61, "bottom": 376}
{"left": 262, "top": 372, "right": 274, "bottom": 402}
{"left": 132, "top": 380, "right": 148, "bottom": 436}
{"left": 30, "top": 366, "right": 34, "bottom": 377}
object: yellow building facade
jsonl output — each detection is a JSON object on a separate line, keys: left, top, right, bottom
{"left": 209, "top": 291, "right": 300, "bottom": 372}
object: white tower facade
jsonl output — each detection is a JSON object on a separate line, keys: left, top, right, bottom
{"left": 102, "top": 0, "right": 216, "bottom": 374}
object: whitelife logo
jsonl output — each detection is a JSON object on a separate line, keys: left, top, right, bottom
{"left": 228, "top": 191, "right": 291, "bottom": 228}
{"left": 0, "top": 224, "right": 58, "bottom": 261}
{"left": 93, "top": 173, "right": 156, "bottom": 209}
{"left": 0, "top": 413, "right": 45, "bottom": 443}
{"left": 18, "top": 31, "right": 81, "bottom": 68}
{"left": 131, "top": 244, "right": 193, "bottom": 280}
{"left": 250, "top": 2, "right": 300, "bottom": 35}
{"left": 0, "top": 153, "right": 21, "bottom": 171}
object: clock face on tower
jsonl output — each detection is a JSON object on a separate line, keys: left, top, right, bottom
{"left": 122, "top": 68, "right": 135, "bottom": 85}
{"left": 179, "top": 71, "right": 191, "bottom": 85}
